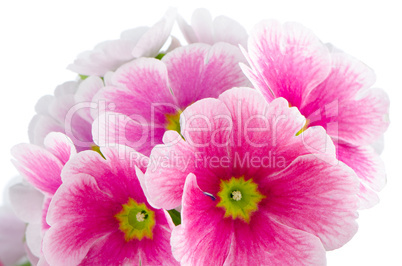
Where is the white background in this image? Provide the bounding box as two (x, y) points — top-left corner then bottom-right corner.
(0, 0), (401, 265)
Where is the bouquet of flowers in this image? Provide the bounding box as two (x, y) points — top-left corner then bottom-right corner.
(0, 8), (389, 266)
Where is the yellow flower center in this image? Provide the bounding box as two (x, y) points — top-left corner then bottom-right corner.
(115, 198), (155, 241)
(216, 177), (265, 223)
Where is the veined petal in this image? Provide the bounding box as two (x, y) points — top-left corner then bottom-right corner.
(337, 142), (386, 192)
(301, 51), (376, 112)
(11, 144), (63, 196)
(225, 212), (326, 266)
(92, 112), (164, 156)
(319, 88), (389, 145)
(171, 174), (233, 265)
(180, 97), (233, 163)
(146, 131), (200, 210)
(260, 154), (359, 250)
(43, 132), (76, 166)
(94, 58), (177, 125)
(164, 43), (249, 108)
(61, 147), (148, 204)
(247, 20), (331, 106)
(43, 174), (117, 266)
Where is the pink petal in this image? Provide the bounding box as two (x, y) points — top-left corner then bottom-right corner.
(145, 131), (198, 209)
(260, 154), (359, 250)
(94, 57), (177, 125)
(92, 112), (164, 156)
(180, 97), (233, 158)
(358, 182), (379, 209)
(225, 212), (326, 265)
(43, 174), (117, 266)
(43, 132), (76, 166)
(246, 20), (331, 107)
(138, 209), (178, 266)
(219, 89), (335, 178)
(301, 51), (376, 112)
(61, 147), (148, 204)
(171, 174), (233, 265)
(164, 43), (249, 108)
(301, 52), (390, 145)
(78, 232), (141, 265)
(317, 88), (389, 146)
(11, 144), (63, 195)
(337, 142), (386, 192)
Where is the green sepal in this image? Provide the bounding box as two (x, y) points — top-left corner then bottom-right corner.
(167, 209), (181, 226)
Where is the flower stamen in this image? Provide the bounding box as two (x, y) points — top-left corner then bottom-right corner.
(231, 190), (242, 201)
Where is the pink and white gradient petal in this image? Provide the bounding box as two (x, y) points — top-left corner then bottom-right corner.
(337, 142), (386, 208)
(181, 97), (233, 158)
(260, 155), (359, 250)
(94, 57), (177, 125)
(225, 212), (326, 266)
(11, 144), (63, 196)
(79, 232), (141, 265)
(164, 43), (249, 108)
(92, 112), (164, 156)
(245, 20), (331, 107)
(43, 132), (76, 165)
(301, 51), (376, 114)
(171, 174), (233, 265)
(43, 174), (118, 266)
(324, 88), (389, 146)
(145, 131), (197, 209)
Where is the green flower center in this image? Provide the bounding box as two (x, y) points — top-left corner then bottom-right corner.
(216, 177), (265, 223)
(115, 198), (155, 241)
(165, 110), (182, 133)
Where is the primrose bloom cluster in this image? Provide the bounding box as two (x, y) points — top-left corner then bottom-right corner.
(1, 8), (389, 266)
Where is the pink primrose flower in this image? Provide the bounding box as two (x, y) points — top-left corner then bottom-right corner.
(91, 42), (250, 156)
(145, 87), (359, 264)
(11, 132), (77, 263)
(42, 146), (177, 266)
(242, 20), (390, 208)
